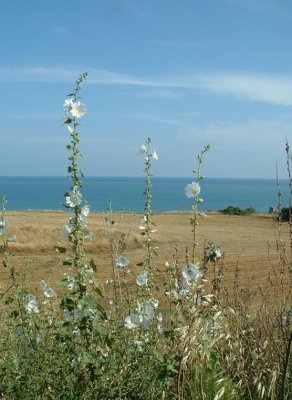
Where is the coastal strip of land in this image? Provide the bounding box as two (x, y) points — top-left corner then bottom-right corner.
(1, 211), (290, 304)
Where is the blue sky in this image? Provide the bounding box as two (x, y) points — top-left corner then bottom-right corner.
(1, 0), (292, 178)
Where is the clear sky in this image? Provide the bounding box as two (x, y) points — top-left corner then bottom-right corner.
(1, 0), (292, 178)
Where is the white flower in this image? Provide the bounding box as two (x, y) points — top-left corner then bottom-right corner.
(78, 214), (88, 227)
(44, 288), (56, 298)
(81, 205), (90, 217)
(140, 215), (147, 224)
(124, 314), (143, 329)
(67, 276), (76, 289)
(66, 189), (82, 207)
(64, 223), (74, 237)
(134, 340), (143, 351)
(67, 125), (74, 134)
(64, 98), (73, 114)
(64, 310), (74, 320)
(205, 244), (221, 262)
(84, 233), (94, 241)
(136, 271), (149, 286)
(0, 217), (8, 235)
(152, 149), (158, 160)
(146, 298), (159, 310)
(83, 264), (94, 280)
(138, 298), (159, 330)
(64, 96), (86, 120)
(8, 235), (17, 243)
(166, 289), (179, 300)
(39, 280), (47, 289)
(139, 144), (147, 154)
(157, 312), (163, 322)
(182, 263), (203, 283)
(185, 182), (201, 198)
(179, 279), (190, 298)
(116, 255), (130, 269)
(24, 294), (39, 314)
(70, 100), (87, 118)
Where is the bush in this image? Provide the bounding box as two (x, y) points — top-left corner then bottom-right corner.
(219, 205), (256, 215)
(279, 207), (292, 221)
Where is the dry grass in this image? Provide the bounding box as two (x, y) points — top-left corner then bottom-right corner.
(1, 210), (291, 304)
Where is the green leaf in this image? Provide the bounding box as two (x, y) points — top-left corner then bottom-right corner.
(83, 294), (97, 308)
(61, 297), (75, 311)
(63, 260), (72, 266)
(93, 287), (104, 298)
(94, 324), (108, 337)
(4, 296), (14, 305)
(89, 259), (97, 272)
(167, 364), (178, 373)
(164, 330), (175, 340)
(58, 278), (71, 287)
(9, 310), (19, 318)
(96, 303), (107, 320)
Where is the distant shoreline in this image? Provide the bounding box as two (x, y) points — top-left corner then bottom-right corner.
(0, 176), (288, 213)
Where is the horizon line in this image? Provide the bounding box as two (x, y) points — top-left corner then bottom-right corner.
(0, 175), (284, 181)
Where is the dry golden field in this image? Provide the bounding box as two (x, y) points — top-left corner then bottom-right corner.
(1, 210), (291, 305)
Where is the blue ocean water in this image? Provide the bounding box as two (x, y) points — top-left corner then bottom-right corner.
(0, 176), (290, 213)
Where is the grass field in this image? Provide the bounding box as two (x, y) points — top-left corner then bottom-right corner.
(2, 210), (290, 304)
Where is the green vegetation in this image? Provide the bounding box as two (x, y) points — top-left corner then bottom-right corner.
(279, 207), (292, 222)
(219, 205), (256, 215)
(0, 75), (290, 399)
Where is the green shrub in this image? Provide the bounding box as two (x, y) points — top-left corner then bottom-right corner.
(219, 205), (256, 215)
(279, 207), (292, 221)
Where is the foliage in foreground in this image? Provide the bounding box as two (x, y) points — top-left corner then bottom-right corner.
(0, 74), (291, 400)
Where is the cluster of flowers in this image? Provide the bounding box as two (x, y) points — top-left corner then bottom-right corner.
(124, 298), (163, 332)
(24, 280), (56, 315)
(139, 144), (158, 160)
(166, 263), (204, 300)
(64, 199), (90, 237)
(64, 302), (99, 324)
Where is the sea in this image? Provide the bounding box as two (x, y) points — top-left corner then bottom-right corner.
(0, 176), (290, 214)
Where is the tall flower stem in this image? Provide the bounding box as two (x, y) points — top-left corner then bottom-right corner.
(189, 145), (210, 263)
(63, 72), (88, 298)
(138, 138), (158, 292)
(144, 138), (154, 273)
(0, 196), (16, 300)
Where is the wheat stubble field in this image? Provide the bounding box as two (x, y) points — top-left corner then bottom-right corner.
(1, 210), (291, 304)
